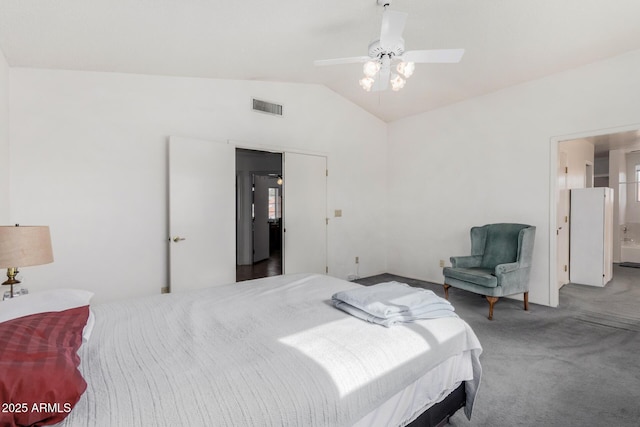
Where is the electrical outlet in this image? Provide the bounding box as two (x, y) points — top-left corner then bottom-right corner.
(355, 256), (359, 264)
(439, 259), (445, 268)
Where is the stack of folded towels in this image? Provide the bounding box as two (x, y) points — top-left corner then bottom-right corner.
(332, 281), (457, 327)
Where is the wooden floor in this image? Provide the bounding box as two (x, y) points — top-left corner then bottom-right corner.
(236, 250), (282, 282)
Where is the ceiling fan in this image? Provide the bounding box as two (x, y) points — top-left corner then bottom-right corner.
(314, 0), (464, 92)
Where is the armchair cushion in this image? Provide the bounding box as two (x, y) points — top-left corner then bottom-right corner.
(479, 224), (523, 269)
(443, 267), (497, 288)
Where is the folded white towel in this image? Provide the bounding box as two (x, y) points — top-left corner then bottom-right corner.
(334, 300), (457, 327)
(332, 281), (453, 318)
(332, 281), (456, 327)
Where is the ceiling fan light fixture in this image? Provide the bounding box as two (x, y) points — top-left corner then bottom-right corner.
(314, 3), (464, 93)
(359, 76), (375, 91)
(397, 61), (415, 78)
(390, 74), (406, 91)
(363, 61), (381, 77)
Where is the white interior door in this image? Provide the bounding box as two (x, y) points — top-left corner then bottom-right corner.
(557, 150), (570, 287)
(283, 152), (327, 275)
(253, 175), (270, 263)
(169, 136), (235, 292)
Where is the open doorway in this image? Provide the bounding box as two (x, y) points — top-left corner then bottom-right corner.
(550, 125), (640, 306)
(236, 148), (283, 281)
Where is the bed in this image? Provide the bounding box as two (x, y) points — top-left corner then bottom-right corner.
(1, 273), (482, 427)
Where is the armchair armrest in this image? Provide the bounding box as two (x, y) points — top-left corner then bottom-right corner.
(450, 255), (482, 268)
(494, 262), (530, 292)
(495, 262), (520, 275)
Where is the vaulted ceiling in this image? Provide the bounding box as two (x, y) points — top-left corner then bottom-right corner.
(1, 0), (640, 122)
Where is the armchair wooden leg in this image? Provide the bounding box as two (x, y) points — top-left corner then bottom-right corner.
(524, 292), (529, 311)
(486, 296), (499, 321)
(443, 284), (451, 300)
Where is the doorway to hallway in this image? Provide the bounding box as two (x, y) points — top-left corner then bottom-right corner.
(236, 148), (283, 281)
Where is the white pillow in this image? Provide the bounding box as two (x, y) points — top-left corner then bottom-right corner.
(0, 289), (94, 341)
(83, 309), (95, 343)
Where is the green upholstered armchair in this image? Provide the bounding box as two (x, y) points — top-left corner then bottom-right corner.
(442, 223), (536, 320)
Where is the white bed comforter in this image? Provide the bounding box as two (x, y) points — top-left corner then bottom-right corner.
(60, 274), (482, 427)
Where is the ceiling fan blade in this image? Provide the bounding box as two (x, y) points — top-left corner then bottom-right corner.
(371, 66), (390, 92)
(379, 9), (408, 50)
(401, 49), (465, 63)
(314, 56), (371, 66)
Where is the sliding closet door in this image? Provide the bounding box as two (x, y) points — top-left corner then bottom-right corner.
(168, 136), (235, 292)
(283, 152), (327, 275)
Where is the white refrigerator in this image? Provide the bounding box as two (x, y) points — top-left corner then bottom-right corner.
(569, 187), (614, 287)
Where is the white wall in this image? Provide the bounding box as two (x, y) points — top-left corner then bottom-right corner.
(387, 49), (640, 306)
(0, 47), (9, 223)
(10, 49), (640, 306)
(9, 69), (388, 302)
(609, 149), (626, 262)
(594, 155), (609, 187)
(624, 151), (640, 225)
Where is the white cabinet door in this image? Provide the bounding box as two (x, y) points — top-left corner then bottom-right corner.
(169, 136), (235, 292)
(283, 152), (327, 275)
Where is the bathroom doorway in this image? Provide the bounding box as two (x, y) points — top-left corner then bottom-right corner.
(550, 125), (640, 306)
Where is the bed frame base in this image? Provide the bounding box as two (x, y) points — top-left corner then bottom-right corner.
(406, 382), (466, 427)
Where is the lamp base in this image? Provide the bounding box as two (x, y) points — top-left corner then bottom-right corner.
(2, 267), (20, 299)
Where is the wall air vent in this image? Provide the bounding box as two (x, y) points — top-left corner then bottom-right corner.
(252, 98), (283, 116)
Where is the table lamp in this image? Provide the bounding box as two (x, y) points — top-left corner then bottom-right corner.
(0, 225), (54, 299)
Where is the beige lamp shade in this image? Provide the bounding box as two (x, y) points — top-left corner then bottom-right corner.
(0, 226), (54, 268)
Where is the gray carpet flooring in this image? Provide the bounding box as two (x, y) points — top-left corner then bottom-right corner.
(354, 264), (640, 426)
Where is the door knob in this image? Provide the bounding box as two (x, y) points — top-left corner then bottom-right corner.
(172, 236), (186, 242)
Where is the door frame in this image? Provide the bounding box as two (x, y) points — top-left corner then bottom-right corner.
(548, 123), (640, 307)
(230, 140), (327, 158)
(556, 149), (570, 289)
